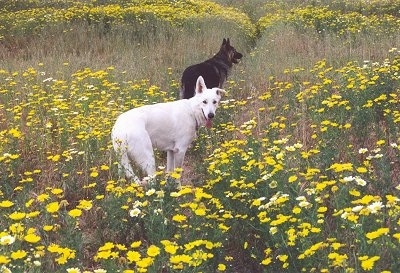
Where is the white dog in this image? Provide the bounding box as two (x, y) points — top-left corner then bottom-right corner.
(111, 76), (225, 184)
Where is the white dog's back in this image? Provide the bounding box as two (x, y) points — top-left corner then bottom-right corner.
(113, 99), (196, 151)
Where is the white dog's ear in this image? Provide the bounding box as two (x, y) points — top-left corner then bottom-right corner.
(195, 76), (207, 94)
(216, 88), (226, 97)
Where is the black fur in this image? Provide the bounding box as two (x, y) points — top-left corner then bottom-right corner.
(180, 38), (243, 99)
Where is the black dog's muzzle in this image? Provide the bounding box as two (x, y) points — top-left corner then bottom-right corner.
(233, 52), (243, 64)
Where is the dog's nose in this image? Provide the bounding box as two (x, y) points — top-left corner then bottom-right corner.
(208, 113), (214, 119)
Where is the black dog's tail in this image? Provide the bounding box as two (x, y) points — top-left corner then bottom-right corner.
(180, 67), (199, 99)
(180, 81), (195, 99)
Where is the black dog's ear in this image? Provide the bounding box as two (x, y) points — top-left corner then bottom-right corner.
(226, 38), (230, 46)
(216, 88), (226, 97)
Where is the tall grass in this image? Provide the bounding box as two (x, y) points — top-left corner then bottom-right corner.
(0, 20), (249, 95)
(1, 1), (400, 272)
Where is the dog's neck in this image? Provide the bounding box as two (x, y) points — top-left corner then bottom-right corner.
(188, 100), (205, 130)
(213, 52), (233, 69)
(193, 108), (205, 131)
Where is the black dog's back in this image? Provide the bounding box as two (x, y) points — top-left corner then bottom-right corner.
(181, 60), (225, 99)
(180, 38), (242, 99)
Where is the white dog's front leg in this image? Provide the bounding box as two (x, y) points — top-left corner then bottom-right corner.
(167, 150), (175, 172)
(173, 150), (187, 170)
(167, 149), (186, 188)
(167, 148), (187, 172)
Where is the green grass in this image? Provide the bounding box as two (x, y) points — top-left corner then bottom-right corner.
(0, 0), (400, 272)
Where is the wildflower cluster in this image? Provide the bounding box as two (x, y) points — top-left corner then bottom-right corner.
(1, 0), (400, 272)
(0, 0), (256, 41)
(258, 4), (400, 37)
(1, 50), (399, 272)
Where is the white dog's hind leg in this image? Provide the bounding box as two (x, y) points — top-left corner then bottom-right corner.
(128, 135), (156, 179)
(119, 151), (141, 182)
(112, 138), (140, 182)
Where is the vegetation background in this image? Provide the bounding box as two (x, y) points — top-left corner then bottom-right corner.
(0, 0), (399, 272)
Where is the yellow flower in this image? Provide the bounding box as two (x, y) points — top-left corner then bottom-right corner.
(352, 195), (377, 205)
(9, 211), (26, 221)
(46, 201), (60, 213)
(95, 250), (112, 261)
(288, 175), (297, 183)
(68, 209), (82, 218)
(170, 170), (182, 179)
(277, 254), (288, 262)
(66, 267), (81, 273)
(261, 257), (272, 265)
(292, 207), (302, 214)
(8, 128), (22, 138)
(270, 214), (291, 226)
(366, 227), (389, 240)
(131, 241), (142, 248)
(356, 167), (368, 173)
(349, 189), (361, 196)
(147, 245), (160, 257)
(98, 242), (114, 252)
(0, 255), (11, 264)
(47, 154), (61, 162)
(115, 244), (127, 251)
(37, 193), (50, 202)
(0, 200), (14, 208)
(9, 223), (24, 234)
(330, 242), (343, 251)
(165, 244), (179, 255)
(359, 255), (380, 271)
(170, 254), (192, 264)
(10, 250), (27, 260)
(26, 211), (40, 218)
(194, 208), (206, 216)
(43, 225), (54, 232)
(217, 263), (226, 271)
(54, 247), (75, 264)
(126, 250), (141, 263)
(172, 214), (187, 223)
(328, 252), (348, 266)
(386, 194), (400, 206)
(25, 199), (34, 208)
(51, 188), (64, 195)
(376, 139), (385, 146)
(90, 171), (99, 178)
(24, 233), (41, 244)
(136, 257), (153, 268)
(77, 200), (92, 210)
(328, 162), (353, 172)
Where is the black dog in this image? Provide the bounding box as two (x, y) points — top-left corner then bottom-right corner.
(180, 38), (243, 99)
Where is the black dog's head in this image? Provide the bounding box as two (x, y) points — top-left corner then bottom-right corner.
(221, 38), (243, 64)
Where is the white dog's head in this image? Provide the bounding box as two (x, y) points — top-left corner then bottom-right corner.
(191, 76), (226, 128)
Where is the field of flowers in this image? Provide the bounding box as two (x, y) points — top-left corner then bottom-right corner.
(1, 1), (400, 273)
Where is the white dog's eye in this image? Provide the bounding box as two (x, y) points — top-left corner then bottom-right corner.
(203, 100), (207, 104)
(213, 100), (217, 104)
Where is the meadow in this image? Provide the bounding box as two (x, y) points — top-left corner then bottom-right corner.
(0, 0), (400, 272)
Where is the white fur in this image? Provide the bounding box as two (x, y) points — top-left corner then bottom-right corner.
(111, 76), (225, 184)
